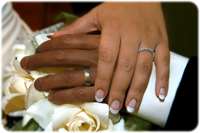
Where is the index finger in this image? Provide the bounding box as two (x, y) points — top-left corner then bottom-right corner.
(36, 34), (100, 53)
(95, 26), (120, 102)
(21, 49), (98, 70)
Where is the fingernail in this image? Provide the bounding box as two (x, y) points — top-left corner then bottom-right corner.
(110, 100), (120, 114)
(47, 33), (54, 38)
(20, 57), (29, 69)
(34, 79), (42, 91)
(126, 98), (137, 113)
(95, 89), (105, 102)
(159, 88), (166, 101)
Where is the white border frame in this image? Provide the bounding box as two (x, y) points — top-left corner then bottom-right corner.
(0, 0), (199, 133)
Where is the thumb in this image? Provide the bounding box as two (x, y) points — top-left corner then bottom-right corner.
(54, 9), (98, 37)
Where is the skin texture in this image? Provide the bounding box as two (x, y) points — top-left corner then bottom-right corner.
(21, 32), (168, 113)
(52, 3), (170, 112)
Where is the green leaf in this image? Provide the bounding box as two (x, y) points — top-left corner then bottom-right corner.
(11, 119), (41, 131)
(54, 12), (78, 23)
(124, 114), (152, 131)
(22, 119), (41, 131)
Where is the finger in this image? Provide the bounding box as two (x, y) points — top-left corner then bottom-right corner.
(94, 26), (120, 103)
(36, 34), (100, 53)
(125, 49), (153, 113)
(108, 34), (139, 114)
(34, 68), (96, 91)
(154, 43), (170, 101)
(20, 49), (98, 70)
(48, 86), (95, 105)
(53, 9), (98, 37)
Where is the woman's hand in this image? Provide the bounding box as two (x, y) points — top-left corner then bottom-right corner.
(53, 3), (170, 114)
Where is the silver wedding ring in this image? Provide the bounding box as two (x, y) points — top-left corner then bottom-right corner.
(138, 47), (155, 58)
(83, 68), (92, 86)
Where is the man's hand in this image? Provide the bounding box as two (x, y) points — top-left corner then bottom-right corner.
(21, 35), (99, 104)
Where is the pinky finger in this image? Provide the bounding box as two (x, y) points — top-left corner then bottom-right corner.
(48, 86), (95, 105)
(154, 43), (170, 102)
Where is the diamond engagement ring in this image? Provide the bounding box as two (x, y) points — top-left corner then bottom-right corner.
(83, 68), (92, 86)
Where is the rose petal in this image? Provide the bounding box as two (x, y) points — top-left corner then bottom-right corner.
(13, 58), (32, 79)
(67, 111), (97, 131)
(26, 99), (55, 129)
(81, 102), (110, 129)
(3, 77), (13, 95)
(51, 104), (81, 130)
(3, 94), (26, 114)
(9, 75), (28, 94)
(30, 71), (48, 79)
(26, 83), (45, 108)
(13, 44), (26, 61)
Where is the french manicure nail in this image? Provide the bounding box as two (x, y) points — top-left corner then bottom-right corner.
(95, 89), (105, 102)
(126, 98), (137, 113)
(110, 100), (120, 114)
(159, 88), (166, 101)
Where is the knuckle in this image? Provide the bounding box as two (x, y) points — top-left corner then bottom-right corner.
(63, 34), (79, 43)
(97, 71), (105, 80)
(99, 46), (115, 64)
(97, 70), (112, 82)
(55, 50), (66, 62)
(62, 72), (71, 81)
(129, 87), (145, 100)
(159, 72), (169, 83)
(62, 35), (72, 43)
(137, 84), (146, 94)
(146, 25), (156, 35)
(109, 92), (126, 105)
(118, 58), (133, 72)
(110, 88), (126, 98)
(72, 88), (85, 98)
(158, 64), (169, 79)
(96, 76), (108, 85)
(95, 77), (109, 91)
(138, 60), (151, 74)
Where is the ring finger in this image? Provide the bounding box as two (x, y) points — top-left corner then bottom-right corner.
(34, 68), (96, 91)
(108, 33), (140, 114)
(125, 44), (154, 113)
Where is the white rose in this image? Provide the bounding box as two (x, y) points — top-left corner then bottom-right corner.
(25, 99), (113, 131)
(2, 44), (46, 115)
(2, 74), (31, 115)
